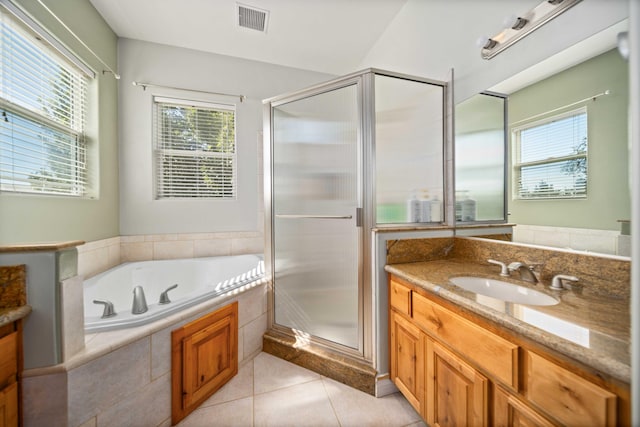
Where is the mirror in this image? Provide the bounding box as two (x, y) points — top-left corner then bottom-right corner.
(455, 20), (630, 257)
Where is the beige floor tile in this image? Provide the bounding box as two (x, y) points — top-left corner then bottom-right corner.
(199, 359), (254, 407)
(253, 352), (320, 394)
(254, 380), (339, 427)
(177, 396), (253, 427)
(178, 352), (422, 427)
(323, 377), (422, 427)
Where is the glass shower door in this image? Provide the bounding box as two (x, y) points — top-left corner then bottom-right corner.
(271, 83), (361, 350)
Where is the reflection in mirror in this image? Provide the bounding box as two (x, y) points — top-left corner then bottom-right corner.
(454, 93), (506, 223)
(456, 21), (630, 256)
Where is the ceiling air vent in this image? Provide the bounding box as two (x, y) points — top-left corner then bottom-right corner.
(237, 3), (269, 33)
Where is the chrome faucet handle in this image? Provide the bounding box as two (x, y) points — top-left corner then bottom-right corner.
(550, 274), (579, 290)
(159, 284), (178, 304)
(488, 259), (509, 276)
(93, 299), (116, 318)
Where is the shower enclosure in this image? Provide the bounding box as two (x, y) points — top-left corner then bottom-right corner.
(264, 69), (447, 366)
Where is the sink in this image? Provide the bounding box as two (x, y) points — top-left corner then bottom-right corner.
(449, 277), (559, 306)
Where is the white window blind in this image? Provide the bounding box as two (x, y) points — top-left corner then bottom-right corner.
(153, 97), (236, 199)
(513, 108), (587, 199)
(0, 3), (90, 196)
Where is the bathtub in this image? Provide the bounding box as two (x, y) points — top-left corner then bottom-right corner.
(83, 254), (265, 333)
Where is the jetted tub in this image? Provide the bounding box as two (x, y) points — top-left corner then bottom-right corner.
(83, 254), (265, 333)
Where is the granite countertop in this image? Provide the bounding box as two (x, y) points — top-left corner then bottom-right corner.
(385, 259), (630, 383)
(0, 305), (31, 327)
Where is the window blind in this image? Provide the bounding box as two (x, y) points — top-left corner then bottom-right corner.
(0, 4), (89, 196)
(514, 109), (587, 199)
(153, 97), (236, 199)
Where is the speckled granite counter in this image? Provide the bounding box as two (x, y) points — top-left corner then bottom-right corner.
(385, 259), (630, 383)
(0, 305), (31, 327)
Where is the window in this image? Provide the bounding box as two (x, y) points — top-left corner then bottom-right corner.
(0, 2), (92, 196)
(512, 108), (587, 199)
(153, 97), (236, 199)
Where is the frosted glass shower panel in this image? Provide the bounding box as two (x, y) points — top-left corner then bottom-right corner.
(455, 93), (506, 222)
(271, 84), (360, 349)
(375, 75), (444, 224)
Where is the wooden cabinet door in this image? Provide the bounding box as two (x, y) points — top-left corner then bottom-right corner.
(390, 311), (423, 413)
(0, 382), (18, 427)
(494, 385), (555, 427)
(0, 332), (17, 390)
(172, 302), (238, 424)
(425, 340), (488, 427)
(525, 351), (616, 427)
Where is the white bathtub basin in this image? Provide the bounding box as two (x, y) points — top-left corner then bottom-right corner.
(450, 276), (559, 306)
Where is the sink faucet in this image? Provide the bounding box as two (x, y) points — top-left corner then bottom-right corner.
(550, 274), (579, 290)
(507, 262), (538, 283)
(132, 285), (148, 314)
(488, 259), (509, 276)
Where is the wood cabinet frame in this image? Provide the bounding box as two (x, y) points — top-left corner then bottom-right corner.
(388, 274), (630, 427)
(171, 302), (238, 425)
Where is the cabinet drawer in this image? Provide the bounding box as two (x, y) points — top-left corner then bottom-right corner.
(0, 332), (17, 389)
(526, 351), (617, 427)
(390, 279), (412, 316)
(412, 292), (518, 388)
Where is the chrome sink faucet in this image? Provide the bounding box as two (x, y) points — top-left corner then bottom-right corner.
(507, 262), (538, 283)
(550, 274), (579, 290)
(488, 259), (509, 276)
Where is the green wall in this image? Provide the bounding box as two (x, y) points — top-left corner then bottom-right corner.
(508, 49), (630, 231)
(0, 0), (119, 244)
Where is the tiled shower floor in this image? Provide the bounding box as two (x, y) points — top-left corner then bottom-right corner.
(177, 352), (426, 427)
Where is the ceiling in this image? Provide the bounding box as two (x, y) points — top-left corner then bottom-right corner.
(88, 0), (626, 90)
(88, 0), (409, 75)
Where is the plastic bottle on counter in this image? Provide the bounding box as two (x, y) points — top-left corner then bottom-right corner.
(418, 190), (431, 222)
(461, 193), (477, 221)
(406, 191), (421, 223)
(430, 195), (442, 222)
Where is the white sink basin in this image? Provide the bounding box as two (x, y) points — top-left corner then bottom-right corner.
(450, 276), (559, 306)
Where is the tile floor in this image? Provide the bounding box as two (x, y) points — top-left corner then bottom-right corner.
(177, 352), (426, 427)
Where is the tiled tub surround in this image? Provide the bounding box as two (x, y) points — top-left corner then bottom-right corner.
(385, 236), (630, 383)
(1, 242), (84, 369)
(77, 232), (264, 279)
(21, 280), (268, 427)
(512, 223), (630, 256)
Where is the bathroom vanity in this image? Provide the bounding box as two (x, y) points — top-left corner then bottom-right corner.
(385, 238), (630, 426)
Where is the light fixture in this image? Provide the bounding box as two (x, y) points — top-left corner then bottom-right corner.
(480, 0), (582, 60)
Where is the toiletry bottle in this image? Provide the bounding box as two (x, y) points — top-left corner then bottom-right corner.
(430, 195), (442, 222)
(406, 191), (420, 223)
(419, 190), (431, 222)
(461, 193), (477, 221)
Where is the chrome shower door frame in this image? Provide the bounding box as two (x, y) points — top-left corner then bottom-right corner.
(263, 73), (370, 361)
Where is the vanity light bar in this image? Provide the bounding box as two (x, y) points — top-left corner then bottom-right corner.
(481, 0), (582, 60)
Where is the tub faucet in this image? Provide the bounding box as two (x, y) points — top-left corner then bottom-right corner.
(132, 286), (148, 314)
(159, 284), (178, 304)
(507, 262), (538, 283)
(93, 299), (116, 318)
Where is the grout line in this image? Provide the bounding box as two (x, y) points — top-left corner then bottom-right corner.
(320, 377), (343, 427)
(252, 356), (256, 427)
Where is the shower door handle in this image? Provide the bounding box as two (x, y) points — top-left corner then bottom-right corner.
(275, 214), (353, 219)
